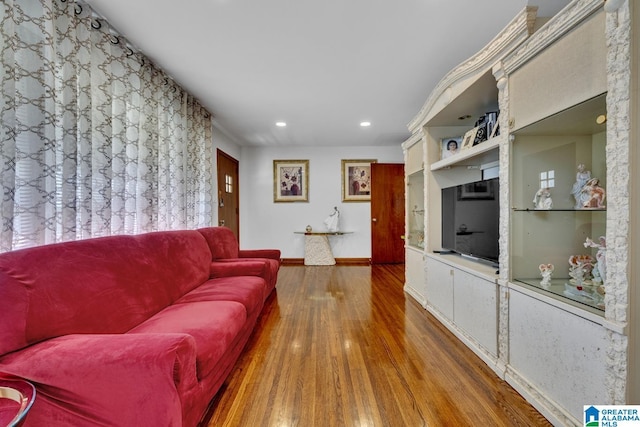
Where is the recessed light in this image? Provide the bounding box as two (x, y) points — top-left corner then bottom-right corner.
(275, 122), (287, 127)
(360, 121), (371, 127)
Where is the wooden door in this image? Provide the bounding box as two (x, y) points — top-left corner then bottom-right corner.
(217, 149), (239, 238)
(370, 163), (405, 264)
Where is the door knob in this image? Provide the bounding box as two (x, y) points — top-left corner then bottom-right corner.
(372, 218), (377, 222)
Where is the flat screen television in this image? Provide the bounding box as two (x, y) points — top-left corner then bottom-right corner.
(441, 177), (499, 266)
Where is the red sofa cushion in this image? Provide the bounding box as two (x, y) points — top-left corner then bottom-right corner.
(0, 333), (197, 426)
(198, 226), (240, 259)
(0, 230), (211, 356)
(176, 276), (266, 320)
(197, 227), (281, 292)
(128, 301), (246, 380)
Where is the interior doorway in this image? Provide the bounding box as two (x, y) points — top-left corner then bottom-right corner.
(216, 149), (239, 239)
(370, 163), (405, 264)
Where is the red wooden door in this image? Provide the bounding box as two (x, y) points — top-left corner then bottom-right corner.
(217, 149), (239, 239)
(370, 163), (405, 264)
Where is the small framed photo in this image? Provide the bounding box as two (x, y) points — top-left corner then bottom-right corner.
(341, 159), (377, 202)
(273, 159), (309, 202)
(462, 127), (479, 150)
(441, 137), (462, 160)
(458, 180), (495, 200)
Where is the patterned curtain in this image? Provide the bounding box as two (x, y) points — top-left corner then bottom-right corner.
(0, 0), (213, 252)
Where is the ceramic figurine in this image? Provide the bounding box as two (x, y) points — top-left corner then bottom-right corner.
(571, 163), (591, 208)
(323, 206), (340, 232)
(539, 263), (554, 287)
(533, 187), (553, 210)
(580, 178), (606, 208)
(568, 254), (595, 286)
(584, 236), (606, 285)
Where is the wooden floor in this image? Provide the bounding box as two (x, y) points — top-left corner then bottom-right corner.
(204, 265), (551, 427)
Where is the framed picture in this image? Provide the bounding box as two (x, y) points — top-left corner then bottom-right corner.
(341, 159), (377, 202)
(462, 127), (479, 150)
(441, 137), (462, 160)
(273, 159), (309, 202)
(458, 180), (495, 200)
(489, 122), (500, 139)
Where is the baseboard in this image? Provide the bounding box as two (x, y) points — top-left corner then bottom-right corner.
(281, 258), (305, 265)
(281, 258), (371, 266)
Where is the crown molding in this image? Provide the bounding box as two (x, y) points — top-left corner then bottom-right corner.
(407, 7), (537, 132)
(503, 0), (604, 74)
(401, 129), (424, 150)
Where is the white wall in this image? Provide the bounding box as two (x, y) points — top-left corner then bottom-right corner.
(238, 145), (403, 259)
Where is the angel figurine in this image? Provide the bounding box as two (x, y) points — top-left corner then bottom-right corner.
(539, 263), (554, 288)
(533, 187), (553, 210)
(580, 178), (606, 208)
(323, 206), (340, 232)
(571, 163), (591, 208)
(584, 236), (606, 285)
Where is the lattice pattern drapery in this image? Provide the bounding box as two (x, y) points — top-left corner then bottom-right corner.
(0, 0), (214, 252)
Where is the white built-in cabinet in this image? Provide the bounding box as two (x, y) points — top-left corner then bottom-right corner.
(403, 1), (638, 425)
(425, 256), (498, 363)
(403, 132), (426, 306)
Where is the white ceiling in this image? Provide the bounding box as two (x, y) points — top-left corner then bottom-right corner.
(83, 0), (570, 147)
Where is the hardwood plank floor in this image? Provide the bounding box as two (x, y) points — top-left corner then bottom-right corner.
(204, 265), (551, 426)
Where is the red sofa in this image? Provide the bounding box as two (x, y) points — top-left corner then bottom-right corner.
(0, 228), (281, 426)
(198, 226), (281, 296)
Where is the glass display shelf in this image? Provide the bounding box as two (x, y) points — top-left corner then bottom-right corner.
(514, 278), (604, 313)
(512, 208), (606, 212)
(510, 93), (607, 315)
(407, 170), (425, 250)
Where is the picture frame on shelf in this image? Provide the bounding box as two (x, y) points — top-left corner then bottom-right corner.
(473, 124), (488, 145)
(489, 122), (500, 139)
(462, 127), (479, 150)
(273, 159), (309, 202)
(341, 159), (377, 202)
(441, 137), (463, 160)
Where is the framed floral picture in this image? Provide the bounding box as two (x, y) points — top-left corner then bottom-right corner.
(273, 160), (309, 202)
(341, 159), (377, 202)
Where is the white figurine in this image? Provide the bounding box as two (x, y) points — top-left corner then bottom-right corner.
(533, 187), (553, 210)
(584, 236), (606, 285)
(571, 163), (591, 209)
(323, 206), (340, 232)
(539, 263), (554, 287)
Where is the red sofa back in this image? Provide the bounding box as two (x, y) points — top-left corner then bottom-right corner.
(0, 230), (211, 356)
(198, 226), (240, 259)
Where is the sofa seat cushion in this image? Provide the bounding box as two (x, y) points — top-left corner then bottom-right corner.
(128, 301), (246, 380)
(175, 277), (266, 320)
(213, 258), (279, 295)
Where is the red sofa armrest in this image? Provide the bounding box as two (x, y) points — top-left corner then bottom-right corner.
(238, 249), (281, 262)
(209, 260), (268, 279)
(0, 333), (197, 426)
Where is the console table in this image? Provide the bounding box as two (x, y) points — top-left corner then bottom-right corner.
(294, 232), (352, 265)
